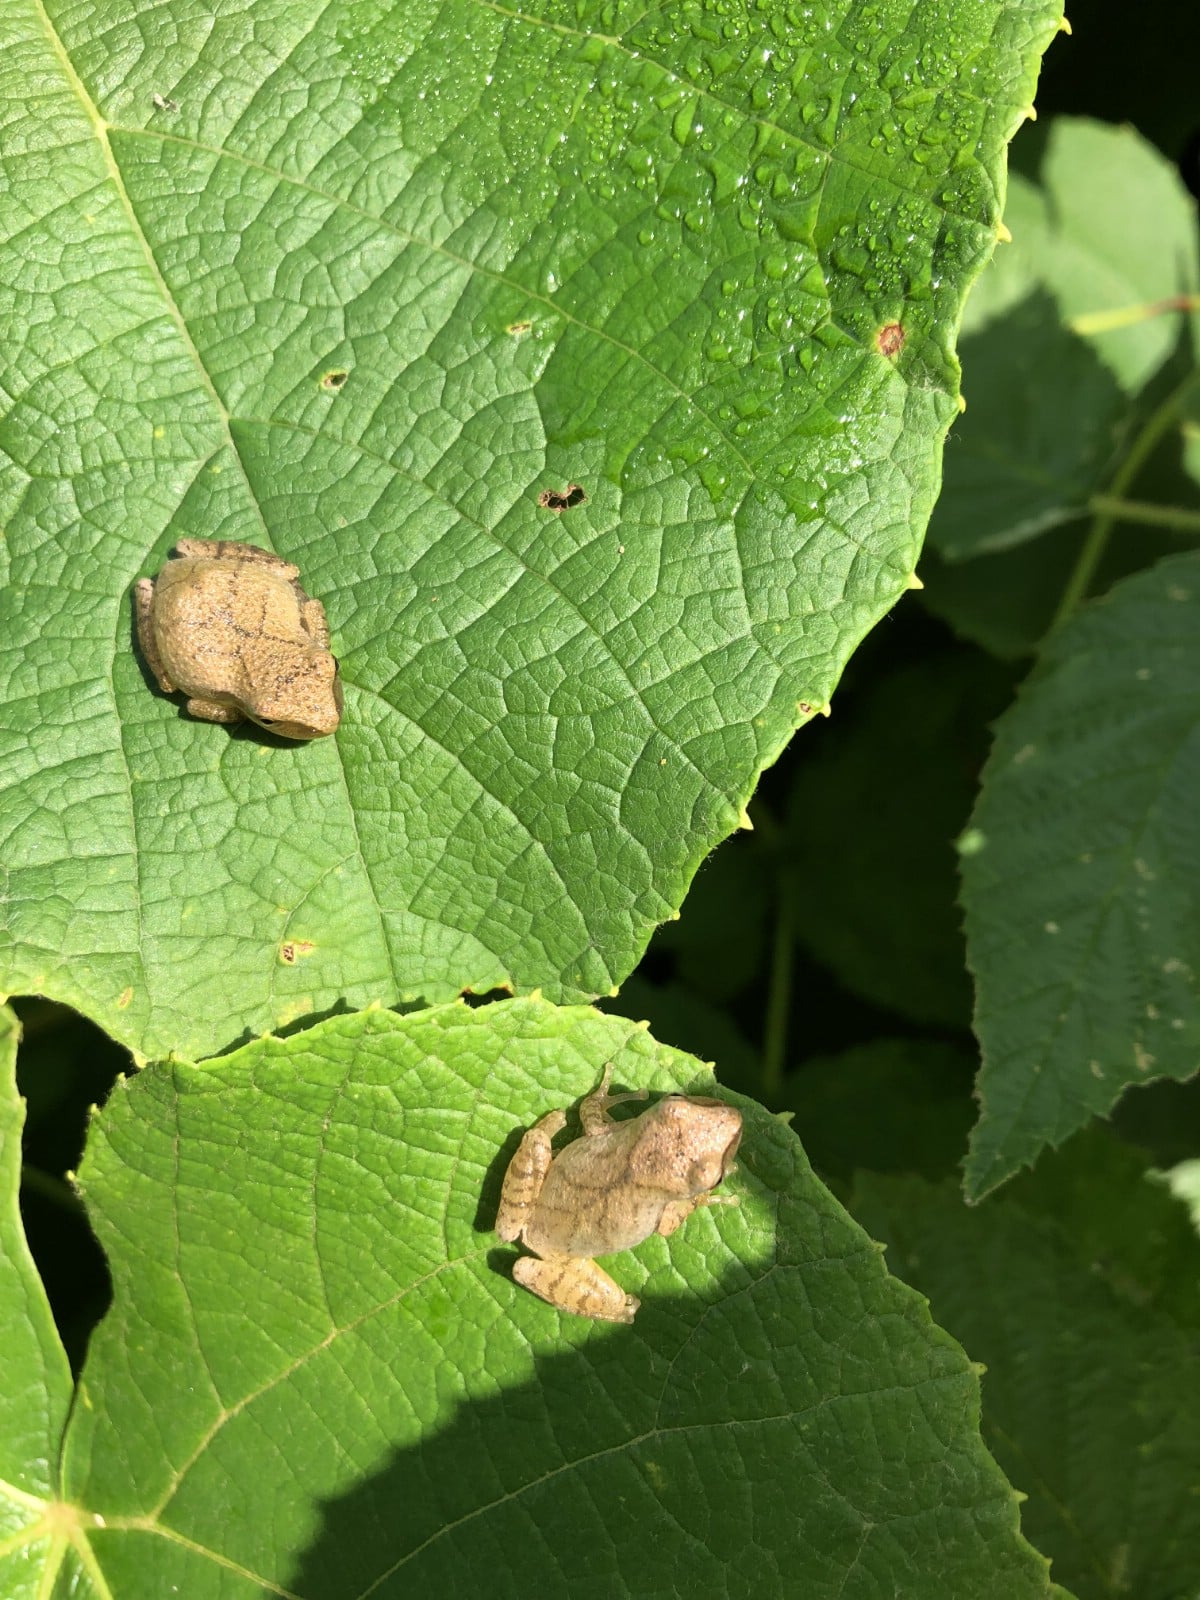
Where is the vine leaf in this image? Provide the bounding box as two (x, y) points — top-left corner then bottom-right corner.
(928, 117), (1200, 562)
(961, 552), (1200, 1198)
(0, 1000), (1062, 1596)
(0, 0), (1060, 1060)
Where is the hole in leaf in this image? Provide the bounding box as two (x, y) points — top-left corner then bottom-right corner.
(537, 484), (587, 512)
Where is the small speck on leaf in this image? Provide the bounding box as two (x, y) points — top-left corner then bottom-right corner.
(116, 987), (134, 1009)
(152, 93), (179, 112)
(321, 369), (349, 390)
(876, 322), (905, 357)
(538, 484), (586, 512)
(507, 320), (533, 336)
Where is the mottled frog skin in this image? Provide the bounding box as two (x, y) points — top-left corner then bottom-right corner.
(496, 1065), (742, 1323)
(135, 538), (342, 738)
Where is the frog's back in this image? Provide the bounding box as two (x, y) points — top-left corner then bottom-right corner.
(151, 558), (254, 697)
(524, 1156), (668, 1259)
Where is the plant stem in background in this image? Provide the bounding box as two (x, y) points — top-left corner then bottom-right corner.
(763, 882), (795, 1102)
(1051, 369), (1200, 631)
(749, 800), (793, 1100)
(1085, 495), (1200, 534)
(20, 1165), (86, 1215)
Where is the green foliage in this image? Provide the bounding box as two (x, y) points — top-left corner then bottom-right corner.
(854, 1130), (1200, 1600)
(0, 0), (1048, 1064)
(6, 1000), (1061, 1597)
(927, 118), (1200, 560)
(782, 650), (1016, 1027)
(8, 0), (1200, 1596)
(0, 1009), (73, 1526)
(962, 551), (1200, 1197)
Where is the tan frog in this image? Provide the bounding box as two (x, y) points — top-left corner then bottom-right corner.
(135, 539), (342, 739)
(496, 1065), (742, 1323)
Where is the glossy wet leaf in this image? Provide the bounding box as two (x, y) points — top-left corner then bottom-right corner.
(0, 1001), (1062, 1596)
(961, 552), (1200, 1197)
(0, 0), (1061, 1060)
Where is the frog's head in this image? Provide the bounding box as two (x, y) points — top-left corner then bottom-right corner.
(248, 652), (344, 740)
(637, 1095), (743, 1198)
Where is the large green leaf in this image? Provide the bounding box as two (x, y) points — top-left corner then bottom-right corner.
(927, 118), (1200, 560)
(0, 1000), (1062, 1596)
(0, 0), (1061, 1061)
(961, 551), (1200, 1197)
(0, 1005), (76, 1599)
(855, 1130), (1200, 1600)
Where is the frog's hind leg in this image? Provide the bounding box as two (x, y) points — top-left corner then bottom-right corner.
(580, 1062), (648, 1136)
(134, 578), (176, 693)
(495, 1109), (567, 1243)
(513, 1253), (640, 1323)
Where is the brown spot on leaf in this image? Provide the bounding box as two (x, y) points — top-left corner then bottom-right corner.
(116, 987), (134, 1009)
(321, 369), (349, 390)
(877, 322), (905, 357)
(279, 940), (316, 964)
(507, 320), (532, 336)
(537, 484), (587, 512)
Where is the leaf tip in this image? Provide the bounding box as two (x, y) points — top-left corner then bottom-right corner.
(995, 219), (1013, 244)
(905, 571), (924, 592)
(1058, 12), (1072, 32)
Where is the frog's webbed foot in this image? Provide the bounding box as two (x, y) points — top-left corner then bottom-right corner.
(185, 696), (245, 725)
(134, 579), (175, 693)
(657, 1192), (739, 1239)
(299, 596), (331, 649)
(175, 538), (300, 580)
(495, 1108), (567, 1242)
(512, 1252), (640, 1323)
(580, 1062), (649, 1136)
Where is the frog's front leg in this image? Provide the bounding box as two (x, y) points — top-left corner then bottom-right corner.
(184, 696), (246, 725)
(579, 1062), (648, 1136)
(299, 595), (332, 649)
(134, 579), (175, 693)
(513, 1252), (640, 1323)
(657, 1192), (739, 1238)
(495, 1108), (567, 1242)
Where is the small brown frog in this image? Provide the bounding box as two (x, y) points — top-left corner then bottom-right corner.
(496, 1065), (743, 1323)
(135, 539), (342, 739)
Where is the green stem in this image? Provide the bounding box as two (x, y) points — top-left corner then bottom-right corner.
(1051, 372), (1200, 631)
(20, 1165), (84, 1214)
(762, 880), (794, 1102)
(1085, 495), (1200, 535)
